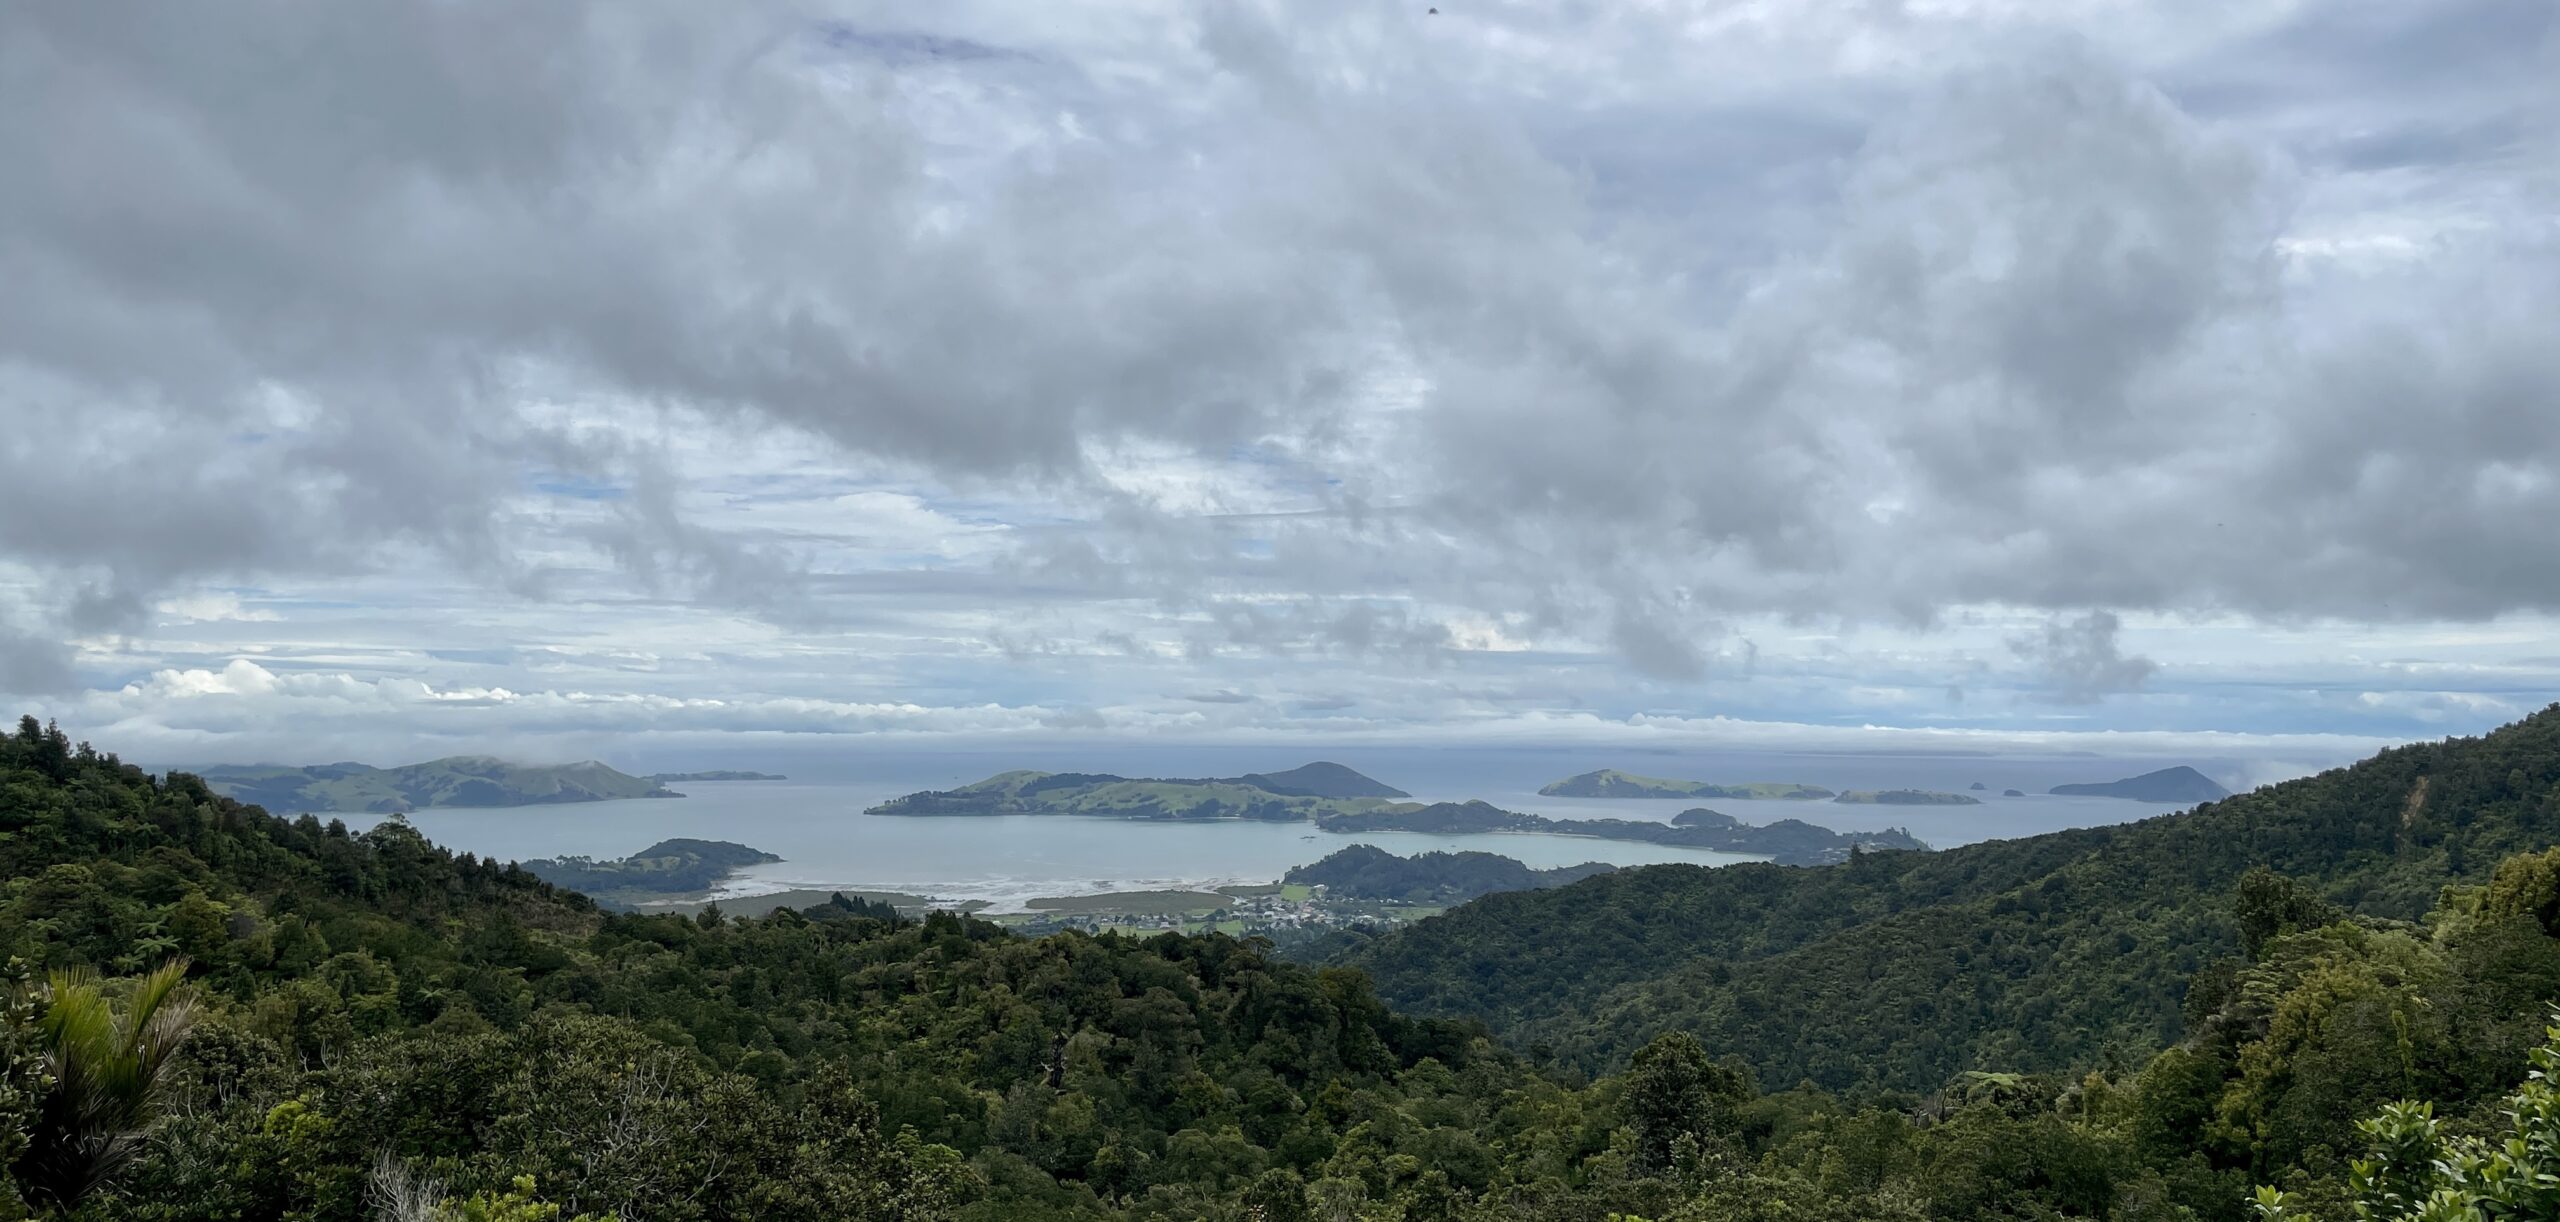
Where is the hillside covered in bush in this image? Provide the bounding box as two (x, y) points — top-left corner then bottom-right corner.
(1333, 707), (2560, 1091)
(7, 713), (2560, 1219)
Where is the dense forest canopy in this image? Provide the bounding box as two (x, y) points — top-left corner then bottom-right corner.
(5, 711), (2560, 1219)
(1332, 706), (2560, 1091)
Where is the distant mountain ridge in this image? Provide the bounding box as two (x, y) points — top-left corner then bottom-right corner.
(647, 770), (788, 783)
(200, 756), (679, 813)
(1540, 770), (1834, 800)
(2050, 765), (2231, 802)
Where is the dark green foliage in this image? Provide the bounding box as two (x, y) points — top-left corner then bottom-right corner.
(9, 710), (2560, 1219)
(2230, 866), (2340, 958)
(0, 718), (1533, 1218)
(1619, 1032), (1751, 1171)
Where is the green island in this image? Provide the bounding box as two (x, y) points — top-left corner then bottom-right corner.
(1313, 799), (1925, 865)
(2051, 764), (2234, 802)
(14, 709), (2560, 1219)
(866, 760), (1409, 821)
(197, 755), (679, 813)
(1539, 769), (1835, 800)
(517, 838), (783, 908)
(1830, 787), (1983, 805)
(875, 768), (1917, 865)
(645, 769), (789, 783)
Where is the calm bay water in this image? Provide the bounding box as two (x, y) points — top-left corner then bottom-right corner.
(340, 746), (2215, 912)
(357, 783), (1759, 912)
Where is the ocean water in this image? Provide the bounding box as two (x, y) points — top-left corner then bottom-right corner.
(340, 746), (2213, 912)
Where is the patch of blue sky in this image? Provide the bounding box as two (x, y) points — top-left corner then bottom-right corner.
(529, 475), (625, 501)
(813, 25), (1024, 66)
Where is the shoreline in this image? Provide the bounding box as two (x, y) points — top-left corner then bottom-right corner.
(686, 833), (1764, 916)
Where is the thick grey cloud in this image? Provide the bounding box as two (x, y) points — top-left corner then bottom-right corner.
(0, 0), (2554, 715)
(2009, 611), (2158, 704)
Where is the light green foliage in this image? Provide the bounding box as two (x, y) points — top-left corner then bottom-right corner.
(17, 958), (194, 1210)
(2257, 1020), (2560, 1219)
(2478, 846), (2560, 935)
(438, 1174), (615, 1221)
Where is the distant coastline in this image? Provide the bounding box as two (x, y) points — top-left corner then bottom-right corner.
(198, 756), (678, 813)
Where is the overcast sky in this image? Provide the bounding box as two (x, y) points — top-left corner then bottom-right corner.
(2, 0), (2555, 775)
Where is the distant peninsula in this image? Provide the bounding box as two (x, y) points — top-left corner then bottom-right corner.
(2050, 766), (2231, 802)
(198, 756), (680, 814)
(1312, 801), (1926, 866)
(867, 762), (1409, 821)
(1285, 845), (1617, 904)
(1831, 788), (1981, 806)
(647, 770), (788, 783)
(1538, 770), (1834, 800)
(873, 767), (1921, 864)
(520, 838), (781, 907)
